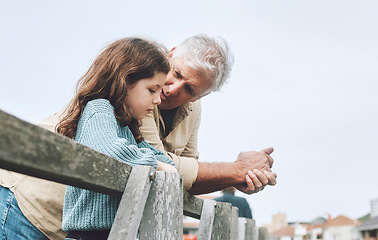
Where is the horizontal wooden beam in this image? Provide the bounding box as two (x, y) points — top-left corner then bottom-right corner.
(0, 110), (132, 196)
(183, 191), (203, 219)
(0, 110), (203, 216)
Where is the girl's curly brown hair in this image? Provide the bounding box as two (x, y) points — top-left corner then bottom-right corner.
(57, 37), (170, 143)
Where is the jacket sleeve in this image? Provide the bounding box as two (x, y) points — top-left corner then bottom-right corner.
(140, 107), (199, 190)
(180, 101), (201, 159)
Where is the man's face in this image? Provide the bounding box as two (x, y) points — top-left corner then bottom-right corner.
(158, 56), (213, 110)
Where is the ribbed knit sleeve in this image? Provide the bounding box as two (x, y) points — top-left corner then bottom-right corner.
(137, 140), (176, 167)
(63, 99), (159, 232)
(75, 100), (158, 169)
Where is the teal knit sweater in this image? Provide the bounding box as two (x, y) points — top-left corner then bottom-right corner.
(62, 99), (175, 232)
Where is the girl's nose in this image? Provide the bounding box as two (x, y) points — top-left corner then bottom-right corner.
(153, 95), (161, 105)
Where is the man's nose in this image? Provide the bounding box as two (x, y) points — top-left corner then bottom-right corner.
(167, 80), (184, 96)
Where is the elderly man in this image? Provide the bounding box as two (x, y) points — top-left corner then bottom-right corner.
(140, 34), (277, 194)
(0, 34), (277, 240)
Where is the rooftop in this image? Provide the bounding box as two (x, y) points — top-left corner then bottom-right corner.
(274, 226), (295, 237)
(323, 215), (360, 228)
(358, 216), (378, 231)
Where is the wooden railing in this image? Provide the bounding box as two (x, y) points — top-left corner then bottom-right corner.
(0, 109), (271, 240)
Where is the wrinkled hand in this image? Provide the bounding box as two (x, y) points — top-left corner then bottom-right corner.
(234, 147), (277, 194)
(157, 161), (177, 173)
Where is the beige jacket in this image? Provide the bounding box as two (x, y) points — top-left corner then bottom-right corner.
(140, 101), (200, 190)
(0, 114), (67, 239)
(0, 100), (201, 239)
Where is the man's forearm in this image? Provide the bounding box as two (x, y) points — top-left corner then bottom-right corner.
(188, 162), (245, 195)
(187, 149), (275, 195)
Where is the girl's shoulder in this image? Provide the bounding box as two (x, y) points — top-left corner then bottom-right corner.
(82, 99), (114, 119)
(86, 98), (113, 110)
(75, 99), (119, 142)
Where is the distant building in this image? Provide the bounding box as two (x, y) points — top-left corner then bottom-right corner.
(267, 213), (361, 240)
(322, 215), (360, 240)
(263, 213), (288, 233)
(274, 223), (307, 240)
(358, 215), (378, 240)
(371, 198), (378, 218)
(356, 198), (378, 240)
(306, 217), (327, 240)
(274, 225), (294, 240)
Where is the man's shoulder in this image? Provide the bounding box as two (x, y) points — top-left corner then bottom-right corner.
(184, 100), (201, 119)
(191, 100), (201, 111)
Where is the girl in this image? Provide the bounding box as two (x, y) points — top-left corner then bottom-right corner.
(56, 37), (176, 239)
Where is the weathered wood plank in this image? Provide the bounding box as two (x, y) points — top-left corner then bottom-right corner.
(238, 218), (246, 240)
(139, 171), (183, 240)
(108, 166), (154, 240)
(197, 199), (216, 240)
(0, 110), (130, 196)
(245, 219), (256, 240)
(238, 218), (257, 240)
(230, 207), (239, 240)
(183, 191), (203, 219)
(258, 227), (269, 240)
(0, 110), (206, 223)
(211, 202), (232, 240)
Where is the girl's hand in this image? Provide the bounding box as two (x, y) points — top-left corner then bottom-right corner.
(248, 169), (277, 193)
(236, 169), (277, 194)
(157, 160), (177, 173)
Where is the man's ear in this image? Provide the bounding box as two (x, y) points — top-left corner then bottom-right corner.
(191, 92), (211, 102)
(169, 47), (176, 58)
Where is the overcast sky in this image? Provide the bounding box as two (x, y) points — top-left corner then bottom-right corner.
(1, 0), (377, 226)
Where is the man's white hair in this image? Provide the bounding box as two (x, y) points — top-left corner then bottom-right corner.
(172, 34), (234, 92)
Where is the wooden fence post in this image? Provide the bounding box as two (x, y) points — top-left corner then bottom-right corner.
(245, 219), (256, 240)
(108, 166), (154, 240)
(211, 202), (232, 240)
(230, 206), (239, 240)
(197, 199), (216, 240)
(238, 218), (257, 240)
(139, 171), (183, 239)
(238, 218), (246, 240)
(198, 202), (239, 240)
(258, 227), (270, 240)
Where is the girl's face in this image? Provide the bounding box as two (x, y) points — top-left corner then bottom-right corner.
(126, 72), (166, 120)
